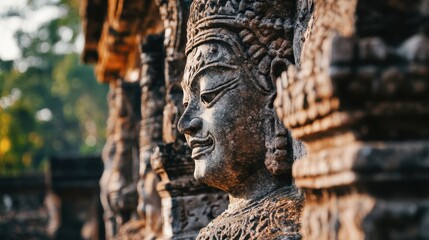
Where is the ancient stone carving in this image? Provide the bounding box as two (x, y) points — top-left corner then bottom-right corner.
(179, 0), (305, 238)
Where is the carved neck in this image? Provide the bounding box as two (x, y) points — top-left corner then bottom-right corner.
(227, 167), (287, 212)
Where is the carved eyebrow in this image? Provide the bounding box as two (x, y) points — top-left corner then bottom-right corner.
(200, 75), (239, 93)
(188, 62), (238, 89)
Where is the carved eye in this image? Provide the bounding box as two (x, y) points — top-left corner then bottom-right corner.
(200, 92), (217, 105)
(200, 77), (240, 108)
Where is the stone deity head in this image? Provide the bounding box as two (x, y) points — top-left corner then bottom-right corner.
(178, 0), (299, 199)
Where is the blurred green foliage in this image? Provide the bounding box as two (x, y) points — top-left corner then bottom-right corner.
(0, 0), (108, 175)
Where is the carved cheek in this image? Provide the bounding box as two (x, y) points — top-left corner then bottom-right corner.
(209, 93), (243, 134)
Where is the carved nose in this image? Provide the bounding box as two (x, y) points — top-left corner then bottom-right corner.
(178, 116), (203, 135)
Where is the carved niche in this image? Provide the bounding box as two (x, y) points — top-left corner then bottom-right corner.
(178, 0), (306, 238)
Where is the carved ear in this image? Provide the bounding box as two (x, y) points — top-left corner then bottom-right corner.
(270, 57), (291, 89)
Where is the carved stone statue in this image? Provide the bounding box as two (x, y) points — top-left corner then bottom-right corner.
(178, 0), (305, 238)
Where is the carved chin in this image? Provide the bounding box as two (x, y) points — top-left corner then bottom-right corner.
(193, 159), (222, 189)
(192, 155), (234, 192)
(193, 160), (208, 183)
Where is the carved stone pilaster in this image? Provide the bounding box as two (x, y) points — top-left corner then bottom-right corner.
(100, 86), (118, 239)
(101, 79), (141, 239)
(137, 33), (165, 239)
(275, 0), (429, 239)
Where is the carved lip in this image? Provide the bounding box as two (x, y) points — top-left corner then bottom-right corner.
(189, 134), (215, 159)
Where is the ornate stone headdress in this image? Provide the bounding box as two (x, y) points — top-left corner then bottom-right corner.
(186, 0), (296, 93)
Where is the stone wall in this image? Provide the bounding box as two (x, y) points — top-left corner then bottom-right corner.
(0, 156), (103, 240)
(0, 176), (48, 240)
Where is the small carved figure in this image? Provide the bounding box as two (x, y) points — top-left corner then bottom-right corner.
(178, 0), (304, 238)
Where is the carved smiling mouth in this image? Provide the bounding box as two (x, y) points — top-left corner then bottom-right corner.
(189, 134), (215, 159)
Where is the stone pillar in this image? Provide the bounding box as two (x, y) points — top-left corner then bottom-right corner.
(136, 33), (165, 239)
(100, 85), (117, 239)
(100, 79), (141, 239)
(275, 0), (429, 239)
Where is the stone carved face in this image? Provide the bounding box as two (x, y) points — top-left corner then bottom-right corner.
(178, 41), (271, 192)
